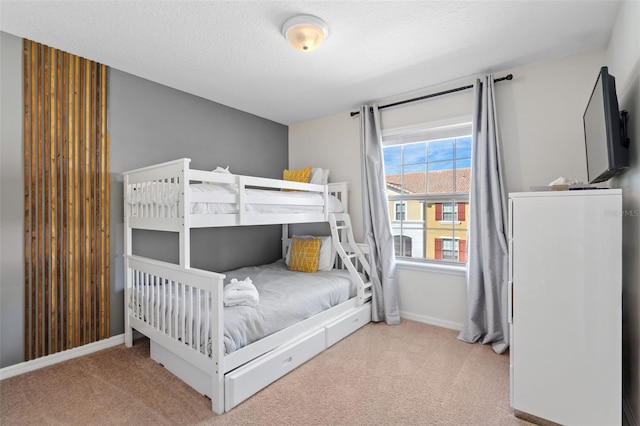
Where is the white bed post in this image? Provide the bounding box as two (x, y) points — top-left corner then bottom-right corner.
(123, 257), (133, 347)
(323, 185), (329, 222)
(282, 224), (289, 258)
(237, 175), (246, 226)
(179, 232), (191, 267)
(179, 159), (191, 268)
(211, 276), (225, 414)
(123, 173), (134, 347)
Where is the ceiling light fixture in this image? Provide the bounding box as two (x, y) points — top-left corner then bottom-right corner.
(281, 15), (328, 52)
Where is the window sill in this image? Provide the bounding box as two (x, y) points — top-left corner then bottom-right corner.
(395, 259), (467, 276)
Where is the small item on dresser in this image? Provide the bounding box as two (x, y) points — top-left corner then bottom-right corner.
(548, 176), (581, 191)
(224, 277), (259, 307)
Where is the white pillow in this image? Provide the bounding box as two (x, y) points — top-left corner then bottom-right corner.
(310, 168), (330, 185)
(212, 166), (231, 174)
(286, 235), (336, 271)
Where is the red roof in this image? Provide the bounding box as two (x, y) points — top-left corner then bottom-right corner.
(386, 168), (470, 194)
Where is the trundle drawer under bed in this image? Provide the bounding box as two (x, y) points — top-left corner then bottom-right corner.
(149, 302), (371, 412)
(225, 327), (325, 410)
(325, 303), (372, 347)
(226, 302), (372, 409)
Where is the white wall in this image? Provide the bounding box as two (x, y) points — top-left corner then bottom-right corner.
(379, 80), (474, 130)
(288, 111), (364, 241)
(499, 49), (607, 192)
(606, 1), (640, 422)
(289, 49), (606, 333)
(395, 266), (467, 329)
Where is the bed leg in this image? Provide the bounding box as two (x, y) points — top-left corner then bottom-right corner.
(211, 363), (225, 414)
(124, 283), (133, 347)
(124, 293), (133, 347)
(125, 326), (133, 348)
(212, 397), (224, 415)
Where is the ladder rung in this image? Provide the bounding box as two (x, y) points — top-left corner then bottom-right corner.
(334, 225), (349, 230)
(363, 281), (372, 289)
(343, 253), (357, 260)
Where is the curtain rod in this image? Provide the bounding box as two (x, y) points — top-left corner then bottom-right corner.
(350, 74), (513, 117)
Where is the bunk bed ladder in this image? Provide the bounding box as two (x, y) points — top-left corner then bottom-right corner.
(329, 213), (373, 304)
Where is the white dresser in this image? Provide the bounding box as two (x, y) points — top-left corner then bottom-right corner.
(508, 189), (622, 425)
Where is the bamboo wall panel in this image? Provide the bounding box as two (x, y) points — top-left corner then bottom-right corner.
(23, 39), (110, 360)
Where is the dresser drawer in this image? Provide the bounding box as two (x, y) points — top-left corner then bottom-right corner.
(224, 327), (325, 411)
(325, 302), (371, 347)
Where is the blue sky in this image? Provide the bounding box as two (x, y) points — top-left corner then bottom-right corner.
(383, 136), (472, 173)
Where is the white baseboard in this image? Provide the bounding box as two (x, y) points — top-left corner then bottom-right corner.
(0, 334), (125, 381)
(400, 311), (463, 331)
(624, 387), (639, 426)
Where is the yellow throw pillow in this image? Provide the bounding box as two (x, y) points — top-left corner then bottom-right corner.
(288, 237), (321, 273)
(283, 166), (312, 191)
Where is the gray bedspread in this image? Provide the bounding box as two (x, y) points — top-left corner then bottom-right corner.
(222, 260), (356, 354)
(131, 260), (357, 356)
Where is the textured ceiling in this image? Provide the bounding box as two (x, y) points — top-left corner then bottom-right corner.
(0, 1), (621, 125)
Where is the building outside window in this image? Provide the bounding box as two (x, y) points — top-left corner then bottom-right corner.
(383, 121), (471, 264)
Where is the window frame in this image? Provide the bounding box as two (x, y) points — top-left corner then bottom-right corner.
(382, 117), (472, 269)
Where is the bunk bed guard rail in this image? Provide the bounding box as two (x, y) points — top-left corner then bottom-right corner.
(123, 158), (348, 230)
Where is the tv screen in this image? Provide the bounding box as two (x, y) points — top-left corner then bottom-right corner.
(583, 66), (629, 183)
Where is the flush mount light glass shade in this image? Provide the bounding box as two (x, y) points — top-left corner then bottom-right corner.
(282, 15), (328, 52)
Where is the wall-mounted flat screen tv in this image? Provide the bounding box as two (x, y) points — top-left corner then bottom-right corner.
(583, 66), (630, 183)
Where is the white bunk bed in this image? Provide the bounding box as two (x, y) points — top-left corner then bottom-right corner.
(123, 158), (372, 414)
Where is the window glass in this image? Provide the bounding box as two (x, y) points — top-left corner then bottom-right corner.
(383, 125), (471, 264)
(427, 139), (454, 162)
(384, 145), (402, 167)
(456, 136), (472, 170)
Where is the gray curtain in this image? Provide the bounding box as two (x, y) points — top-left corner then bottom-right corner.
(457, 76), (509, 354)
(361, 104), (400, 325)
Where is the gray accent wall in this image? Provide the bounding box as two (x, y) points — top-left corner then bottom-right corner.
(108, 69), (289, 338)
(0, 31), (289, 367)
(1, 32), (25, 368)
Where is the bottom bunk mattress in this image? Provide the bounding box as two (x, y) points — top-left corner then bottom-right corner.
(130, 260), (357, 355)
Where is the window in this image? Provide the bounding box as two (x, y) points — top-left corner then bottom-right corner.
(394, 201), (406, 221)
(434, 237), (467, 262)
(436, 202), (466, 223)
(394, 235), (412, 257)
(383, 121), (471, 264)
(442, 203), (455, 221)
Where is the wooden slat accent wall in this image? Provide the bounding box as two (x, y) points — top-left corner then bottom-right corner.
(23, 39), (110, 360)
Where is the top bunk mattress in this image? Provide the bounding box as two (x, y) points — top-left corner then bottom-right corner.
(126, 182), (344, 215)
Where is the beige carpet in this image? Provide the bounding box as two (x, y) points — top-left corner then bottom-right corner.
(1, 320), (532, 425)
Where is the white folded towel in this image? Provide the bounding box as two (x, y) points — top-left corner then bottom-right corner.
(223, 277), (259, 307)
